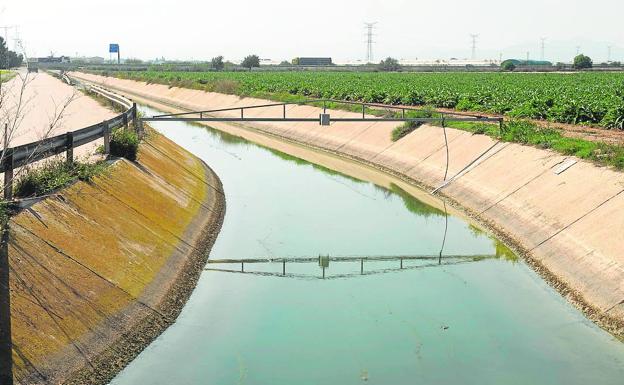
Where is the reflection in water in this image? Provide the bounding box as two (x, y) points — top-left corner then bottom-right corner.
(205, 254), (497, 280)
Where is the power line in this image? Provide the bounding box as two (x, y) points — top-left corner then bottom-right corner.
(364, 22), (377, 63)
(540, 37), (546, 61)
(469, 34), (478, 60)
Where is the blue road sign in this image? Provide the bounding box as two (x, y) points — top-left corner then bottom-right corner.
(109, 44), (119, 53)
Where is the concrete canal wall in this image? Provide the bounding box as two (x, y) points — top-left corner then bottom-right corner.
(9, 131), (224, 385)
(70, 72), (624, 337)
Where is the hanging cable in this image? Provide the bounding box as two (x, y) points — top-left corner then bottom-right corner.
(439, 200), (448, 265)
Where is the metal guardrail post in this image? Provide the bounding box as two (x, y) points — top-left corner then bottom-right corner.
(103, 121), (111, 155)
(132, 103), (138, 133)
(3, 149), (14, 201)
(499, 118), (505, 133)
(66, 132), (74, 164)
(123, 113), (128, 130)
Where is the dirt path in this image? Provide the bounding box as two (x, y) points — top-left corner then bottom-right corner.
(1, 70), (116, 158)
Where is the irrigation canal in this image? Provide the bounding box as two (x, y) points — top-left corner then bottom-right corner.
(110, 105), (624, 385)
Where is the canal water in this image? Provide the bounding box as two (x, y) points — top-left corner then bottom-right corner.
(111, 105), (624, 385)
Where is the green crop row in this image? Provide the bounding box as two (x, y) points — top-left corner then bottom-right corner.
(102, 70), (624, 129)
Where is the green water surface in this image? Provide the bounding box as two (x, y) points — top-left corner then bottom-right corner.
(110, 106), (624, 385)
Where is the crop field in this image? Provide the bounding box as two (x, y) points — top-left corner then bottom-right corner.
(108, 71), (624, 129)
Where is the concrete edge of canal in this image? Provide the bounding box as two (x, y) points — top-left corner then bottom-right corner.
(8, 130), (225, 385)
(68, 71), (624, 341)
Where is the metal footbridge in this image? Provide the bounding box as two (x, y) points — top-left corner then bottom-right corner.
(141, 99), (503, 127)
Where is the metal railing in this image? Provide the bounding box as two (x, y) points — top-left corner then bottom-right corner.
(1, 85), (138, 201)
(143, 98), (503, 128)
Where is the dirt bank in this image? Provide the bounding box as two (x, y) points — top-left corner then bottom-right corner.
(2, 71), (116, 154)
(69, 72), (624, 339)
(9, 130), (225, 385)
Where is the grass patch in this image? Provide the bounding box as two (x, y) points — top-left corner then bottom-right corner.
(14, 160), (108, 198)
(498, 120), (624, 169)
(392, 121), (422, 141)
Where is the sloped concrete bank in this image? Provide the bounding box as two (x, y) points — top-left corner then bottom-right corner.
(9, 131), (225, 385)
(70, 72), (624, 339)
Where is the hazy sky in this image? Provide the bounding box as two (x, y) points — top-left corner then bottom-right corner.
(1, 0), (622, 62)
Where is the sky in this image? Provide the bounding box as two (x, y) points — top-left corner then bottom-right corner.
(1, 0), (623, 63)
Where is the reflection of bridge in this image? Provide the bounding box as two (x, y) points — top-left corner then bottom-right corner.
(205, 254), (497, 280)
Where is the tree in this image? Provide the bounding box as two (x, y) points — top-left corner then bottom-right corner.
(211, 56), (224, 71)
(378, 57), (401, 72)
(8, 52), (22, 68)
(501, 60), (516, 71)
(573, 54), (593, 70)
(0, 37), (21, 69)
(241, 54), (260, 70)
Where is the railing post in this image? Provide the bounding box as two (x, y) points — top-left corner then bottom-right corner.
(240, 108), (244, 119)
(499, 118), (504, 133)
(283, 104), (286, 119)
(103, 121), (111, 155)
(65, 132), (74, 165)
(132, 103), (138, 132)
(122, 112), (128, 130)
(3, 149), (13, 202)
(362, 104), (366, 119)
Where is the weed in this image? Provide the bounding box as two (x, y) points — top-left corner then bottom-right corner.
(14, 160), (108, 198)
(110, 128), (140, 161)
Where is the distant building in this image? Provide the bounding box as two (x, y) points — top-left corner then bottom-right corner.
(504, 59), (553, 66)
(37, 56), (71, 63)
(294, 57), (333, 66)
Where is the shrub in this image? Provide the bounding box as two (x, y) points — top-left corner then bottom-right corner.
(110, 128), (139, 161)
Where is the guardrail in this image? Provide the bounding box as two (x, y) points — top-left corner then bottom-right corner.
(1, 83), (138, 201)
